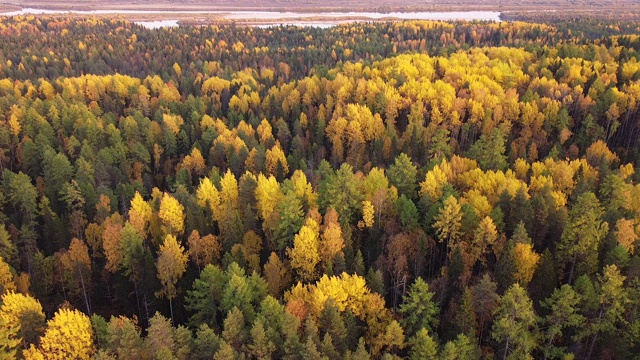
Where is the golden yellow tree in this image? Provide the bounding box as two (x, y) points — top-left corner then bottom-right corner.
(196, 177), (222, 222)
(158, 193), (185, 236)
(257, 119), (274, 147)
(469, 216), (498, 266)
(29, 308), (93, 360)
(513, 242), (540, 286)
(0, 291), (45, 354)
(255, 174), (283, 222)
(360, 200), (375, 229)
(291, 170), (317, 210)
(433, 195), (463, 259)
(219, 170), (239, 212)
(285, 272), (387, 321)
(419, 161), (450, 199)
(0, 257), (15, 295)
(287, 219), (320, 282)
(265, 142), (289, 178)
(156, 234), (188, 323)
(129, 191), (152, 237)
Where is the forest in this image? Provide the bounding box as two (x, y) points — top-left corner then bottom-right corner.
(1, 15), (640, 359)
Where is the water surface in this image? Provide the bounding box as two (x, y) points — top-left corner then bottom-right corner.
(2, 8), (500, 20)
(1, 8), (502, 27)
(134, 20), (179, 29)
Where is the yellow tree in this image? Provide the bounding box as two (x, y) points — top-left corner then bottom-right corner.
(27, 308), (93, 360)
(360, 200), (375, 229)
(0, 257), (15, 295)
(196, 177), (222, 222)
(419, 161), (450, 199)
(287, 218), (320, 282)
(102, 213), (124, 273)
(469, 216), (498, 266)
(291, 170), (317, 210)
(615, 218), (637, 254)
(513, 243), (540, 286)
(256, 119), (274, 147)
(320, 222), (344, 267)
(158, 193), (185, 236)
(219, 170), (239, 212)
(433, 195), (463, 261)
(219, 170), (241, 246)
(255, 174), (283, 240)
(0, 291), (45, 354)
(156, 235), (188, 324)
(255, 174), (282, 222)
(286, 272), (387, 321)
(129, 192), (152, 237)
(265, 142), (289, 179)
(181, 148), (206, 178)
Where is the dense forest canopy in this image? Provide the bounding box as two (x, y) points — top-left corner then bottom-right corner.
(0, 15), (640, 359)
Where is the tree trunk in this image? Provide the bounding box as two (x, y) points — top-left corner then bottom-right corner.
(568, 251), (578, 284)
(169, 298), (175, 326)
(586, 307), (605, 360)
(503, 338), (509, 360)
(78, 265), (91, 316)
(133, 281), (141, 322)
(586, 333), (598, 360)
(143, 292), (151, 328)
(58, 266), (67, 301)
(543, 334), (556, 360)
(478, 315), (485, 346)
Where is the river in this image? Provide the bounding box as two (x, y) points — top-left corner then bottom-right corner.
(0, 8), (502, 28)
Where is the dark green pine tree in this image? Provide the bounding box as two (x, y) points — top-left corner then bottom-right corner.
(541, 284), (585, 360)
(185, 264), (228, 329)
(399, 277), (440, 337)
(454, 288), (478, 339)
(192, 324), (221, 360)
(495, 240), (517, 293)
(387, 153), (418, 199)
(319, 299), (347, 354)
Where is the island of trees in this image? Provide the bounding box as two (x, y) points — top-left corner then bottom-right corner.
(0, 15), (639, 359)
